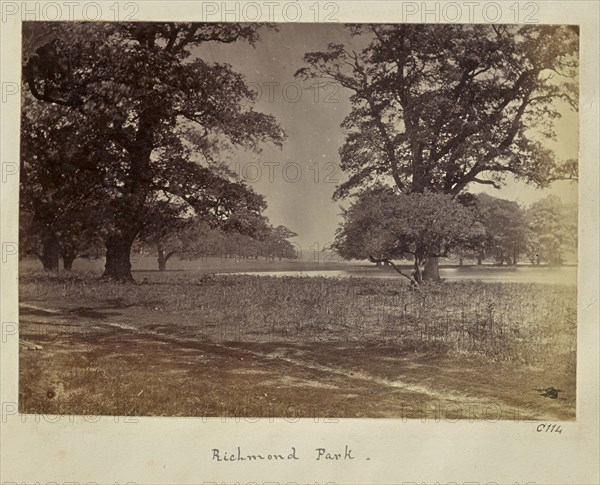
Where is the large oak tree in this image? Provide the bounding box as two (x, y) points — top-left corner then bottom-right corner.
(297, 24), (578, 279)
(23, 22), (285, 281)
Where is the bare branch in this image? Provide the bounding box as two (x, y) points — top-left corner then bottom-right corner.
(368, 254), (420, 288)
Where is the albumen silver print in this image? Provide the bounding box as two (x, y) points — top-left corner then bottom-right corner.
(17, 19), (581, 425)
(3, 1), (600, 485)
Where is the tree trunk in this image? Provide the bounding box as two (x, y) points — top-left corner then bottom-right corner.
(62, 246), (77, 271)
(103, 108), (158, 282)
(459, 258), (463, 266)
(157, 240), (166, 271)
(103, 234), (136, 281)
(40, 232), (60, 272)
(158, 252), (176, 271)
(157, 245), (176, 271)
(423, 257), (440, 282)
(412, 249), (432, 284)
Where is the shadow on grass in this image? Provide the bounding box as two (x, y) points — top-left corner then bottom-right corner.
(20, 298), (158, 321)
(132, 269), (185, 273)
(19, 325), (576, 419)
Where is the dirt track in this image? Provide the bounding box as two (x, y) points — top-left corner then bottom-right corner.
(19, 302), (575, 420)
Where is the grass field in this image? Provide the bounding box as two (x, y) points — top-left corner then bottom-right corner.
(18, 264), (577, 420)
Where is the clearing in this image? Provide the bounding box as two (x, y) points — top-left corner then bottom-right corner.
(18, 270), (576, 420)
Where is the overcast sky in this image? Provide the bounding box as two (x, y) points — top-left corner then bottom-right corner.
(193, 24), (579, 250)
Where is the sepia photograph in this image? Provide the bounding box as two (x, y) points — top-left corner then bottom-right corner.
(18, 20), (580, 422)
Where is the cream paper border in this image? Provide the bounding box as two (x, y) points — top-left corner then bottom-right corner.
(1, 1), (598, 484)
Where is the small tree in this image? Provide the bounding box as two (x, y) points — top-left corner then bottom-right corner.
(136, 191), (274, 270)
(266, 225), (299, 261)
(136, 195), (193, 271)
(333, 187), (485, 284)
(333, 197), (402, 267)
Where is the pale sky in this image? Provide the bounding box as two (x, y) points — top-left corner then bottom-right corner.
(193, 24), (579, 250)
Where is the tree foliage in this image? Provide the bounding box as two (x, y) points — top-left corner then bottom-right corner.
(22, 22), (285, 280)
(474, 193), (530, 265)
(297, 24), (578, 200)
(333, 187), (485, 282)
(20, 96), (109, 270)
(526, 195), (577, 265)
(297, 24), (578, 280)
(135, 196), (298, 270)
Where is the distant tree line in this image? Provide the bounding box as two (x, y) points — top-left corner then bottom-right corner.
(471, 193), (577, 266)
(133, 218), (298, 271)
(333, 190), (577, 272)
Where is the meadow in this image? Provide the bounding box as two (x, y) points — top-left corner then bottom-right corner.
(18, 261), (577, 419)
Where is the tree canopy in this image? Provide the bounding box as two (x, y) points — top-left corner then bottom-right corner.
(333, 187), (485, 282)
(527, 195), (577, 265)
(20, 95), (110, 270)
(474, 193), (530, 265)
(298, 24), (578, 280)
(23, 22), (285, 280)
(297, 24), (578, 200)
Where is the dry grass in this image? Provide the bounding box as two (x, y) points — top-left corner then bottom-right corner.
(18, 269), (577, 418)
(20, 271), (576, 374)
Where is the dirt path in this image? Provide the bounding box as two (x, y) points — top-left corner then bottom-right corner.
(18, 302), (574, 420)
